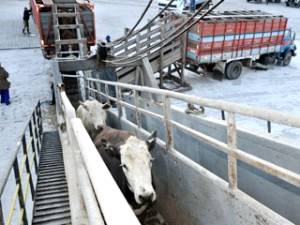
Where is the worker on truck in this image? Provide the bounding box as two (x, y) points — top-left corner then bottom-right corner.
(0, 64), (11, 105)
(96, 36), (117, 106)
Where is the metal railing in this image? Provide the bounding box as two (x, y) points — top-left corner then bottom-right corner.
(0, 101), (42, 225)
(85, 78), (300, 190)
(56, 85), (140, 225)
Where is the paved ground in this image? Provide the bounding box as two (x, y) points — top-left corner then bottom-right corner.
(0, 0), (39, 49)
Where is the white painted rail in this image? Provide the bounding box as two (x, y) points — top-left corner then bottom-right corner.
(59, 88), (141, 225)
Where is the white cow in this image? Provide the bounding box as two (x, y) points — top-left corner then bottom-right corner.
(76, 100), (110, 139)
(94, 127), (157, 215)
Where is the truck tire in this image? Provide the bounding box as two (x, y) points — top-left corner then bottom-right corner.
(282, 51), (292, 66)
(225, 61), (243, 80)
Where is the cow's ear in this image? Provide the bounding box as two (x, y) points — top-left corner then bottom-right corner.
(146, 130), (157, 151)
(79, 101), (88, 110)
(102, 102), (111, 110)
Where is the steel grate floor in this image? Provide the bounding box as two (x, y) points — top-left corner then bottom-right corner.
(32, 131), (71, 225)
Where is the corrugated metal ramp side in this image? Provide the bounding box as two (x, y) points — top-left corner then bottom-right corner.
(32, 131), (71, 225)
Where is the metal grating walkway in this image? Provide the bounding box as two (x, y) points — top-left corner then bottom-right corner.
(32, 131), (71, 225)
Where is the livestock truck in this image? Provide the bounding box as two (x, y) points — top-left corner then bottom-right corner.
(184, 10), (296, 79)
(30, 0), (96, 58)
(286, 0), (300, 7)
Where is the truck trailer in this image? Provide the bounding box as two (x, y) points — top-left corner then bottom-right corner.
(286, 0), (300, 7)
(30, 0), (96, 58)
(185, 10), (296, 79)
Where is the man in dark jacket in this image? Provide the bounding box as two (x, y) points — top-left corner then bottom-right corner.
(0, 64), (11, 105)
(22, 7), (31, 34)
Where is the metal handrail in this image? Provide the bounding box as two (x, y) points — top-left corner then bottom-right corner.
(86, 78), (300, 128)
(85, 78), (300, 190)
(0, 101), (42, 225)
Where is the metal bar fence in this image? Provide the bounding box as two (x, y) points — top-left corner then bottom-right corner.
(85, 78), (300, 190)
(0, 101), (43, 225)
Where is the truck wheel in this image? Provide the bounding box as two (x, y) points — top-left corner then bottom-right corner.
(282, 51), (292, 66)
(225, 61), (243, 80)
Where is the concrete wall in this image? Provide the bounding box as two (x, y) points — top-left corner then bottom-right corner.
(117, 96), (300, 224)
(106, 111), (295, 225)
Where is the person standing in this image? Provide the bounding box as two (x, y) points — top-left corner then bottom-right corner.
(0, 64), (11, 105)
(22, 7), (31, 34)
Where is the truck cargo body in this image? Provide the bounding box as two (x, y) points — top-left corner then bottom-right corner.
(30, 0), (96, 58)
(185, 12), (296, 78)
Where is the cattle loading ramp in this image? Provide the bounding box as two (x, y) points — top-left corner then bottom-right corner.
(32, 132), (71, 225)
(1, 65), (300, 225)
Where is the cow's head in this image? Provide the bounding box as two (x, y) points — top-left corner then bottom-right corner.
(77, 100), (110, 133)
(103, 131), (157, 206)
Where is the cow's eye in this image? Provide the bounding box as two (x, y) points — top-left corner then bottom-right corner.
(121, 164), (128, 171)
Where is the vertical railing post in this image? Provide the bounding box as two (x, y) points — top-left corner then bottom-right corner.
(221, 110), (226, 120)
(21, 135), (35, 200)
(29, 120), (38, 174)
(97, 79), (102, 101)
(0, 200), (4, 225)
(104, 83), (109, 102)
(32, 111), (41, 154)
(159, 19), (166, 88)
(136, 33), (140, 54)
(116, 86), (123, 119)
(37, 101), (43, 136)
(147, 22), (151, 55)
(12, 160), (28, 225)
(227, 112), (238, 189)
(163, 96), (173, 151)
(84, 76), (88, 100)
(267, 121), (271, 133)
(134, 90), (142, 130)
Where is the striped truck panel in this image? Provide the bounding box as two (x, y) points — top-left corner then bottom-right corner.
(187, 45), (282, 64)
(187, 16), (288, 64)
(189, 18), (287, 36)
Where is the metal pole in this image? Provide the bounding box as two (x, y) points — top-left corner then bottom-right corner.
(267, 121), (271, 133)
(29, 120), (38, 174)
(134, 90), (142, 132)
(0, 200), (4, 225)
(116, 86), (123, 119)
(21, 135), (35, 201)
(227, 112), (238, 189)
(163, 96), (173, 151)
(13, 160), (28, 225)
(221, 110), (226, 120)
